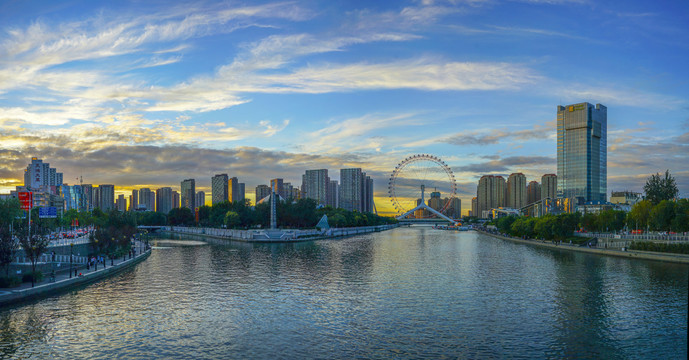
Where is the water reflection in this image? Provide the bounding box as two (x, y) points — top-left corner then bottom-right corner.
(0, 228), (686, 359)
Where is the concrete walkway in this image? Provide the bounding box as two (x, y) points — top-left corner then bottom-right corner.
(478, 230), (689, 264)
(0, 241), (151, 306)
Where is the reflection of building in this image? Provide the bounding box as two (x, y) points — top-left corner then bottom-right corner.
(557, 103), (607, 203)
(156, 187), (173, 214)
(181, 179), (195, 210)
(255, 185), (271, 203)
(527, 181), (541, 205)
(477, 175), (505, 218)
(506, 173), (527, 209)
(212, 174), (228, 205)
(541, 174), (557, 200)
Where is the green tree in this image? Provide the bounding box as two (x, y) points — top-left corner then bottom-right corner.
(18, 229), (50, 287)
(197, 205), (212, 227)
(629, 200), (652, 231)
(650, 200), (676, 231)
(644, 170), (679, 205)
(224, 211), (240, 228)
(0, 198), (22, 278)
(168, 208), (195, 226)
(671, 199), (689, 232)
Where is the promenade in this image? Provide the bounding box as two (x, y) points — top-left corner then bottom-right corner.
(164, 224), (399, 242)
(0, 240), (151, 307)
(478, 230), (689, 264)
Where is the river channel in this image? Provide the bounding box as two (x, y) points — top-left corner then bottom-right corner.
(1, 228), (687, 359)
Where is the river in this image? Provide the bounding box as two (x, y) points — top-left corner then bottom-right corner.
(1, 228), (687, 359)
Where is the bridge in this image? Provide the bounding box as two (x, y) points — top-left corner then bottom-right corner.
(395, 185), (457, 225)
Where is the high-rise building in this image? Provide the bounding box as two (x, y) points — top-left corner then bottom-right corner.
(156, 187), (173, 214)
(446, 197), (461, 219)
(196, 191), (206, 207)
(362, 174), (374, 213)
(327, 180), (339, 208)
(98, 185), (115, 211)
(229, 177), (242, 203)
(139, 188), (154, 211)
(302, 169), (329, 206)
(81, 184), (93, 211)
(130, 189), (139, 211)
(212, 174), (229, 205)
(506, 173), (527, 209)
(270, 178), (285, 199)
(557, 102), (607, 203)
(58, 185), (82, 211)
(471, 197), (477, 217)
(340, 168), (366, 212)
(541, 174), (557, 200)
(172, 191), (180, 209)
(93, 187), (100, 210)
(181, 179), (195, 210)
(255, 185), (271, 203)
(116, 194), (127, 211)
(23, 157), (63, 192)
(238, 183), (246, 204)
(476, 175), (505, 218)
(527, 181), (541, 205)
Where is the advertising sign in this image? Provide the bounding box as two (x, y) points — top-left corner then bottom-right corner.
(18, 191), (33, 210)
(39, 207), (58, 218)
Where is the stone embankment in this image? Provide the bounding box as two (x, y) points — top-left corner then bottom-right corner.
(478, 230), (689, 265)
(164, 224), (399, 242)
(0, 244), (151, 307)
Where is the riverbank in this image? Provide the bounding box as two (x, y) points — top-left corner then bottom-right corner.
(0, 243), (151, 307)
(163, 224), (398, 242)
(478, 230), (689, 264)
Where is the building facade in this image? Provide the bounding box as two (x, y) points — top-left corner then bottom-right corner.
(98, 184), (115, 211)
(156, 187), (173, 214)
(196, 191), (206, 208)
(212, 174), (228, 205)
(255, 185), (271, 203)
(557, 103), (607, 203)
(327, 180), (339, 208)
(139, 188), (154, 211)
(541, 174), (557, 200)
(506, 173), (527, 209)
(302, 169), (329, 207)
(527, 181), (541, 205)
(339, 169), (363, 212)
(181, 179), (196, 210)
(476, 175), (505, 218)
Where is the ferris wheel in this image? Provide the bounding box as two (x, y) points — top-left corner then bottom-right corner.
(388, 154), (457, 219)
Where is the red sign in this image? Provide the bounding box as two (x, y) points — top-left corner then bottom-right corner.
(18, 192), (33, 210)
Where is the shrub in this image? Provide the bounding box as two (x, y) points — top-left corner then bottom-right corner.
(0, 276), (21, 288)
(21, 271), (44, 283)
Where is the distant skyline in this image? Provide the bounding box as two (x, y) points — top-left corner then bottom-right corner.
(1, 0), (688, 215)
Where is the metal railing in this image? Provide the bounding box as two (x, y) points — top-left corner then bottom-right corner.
(574, 232), (689, 242)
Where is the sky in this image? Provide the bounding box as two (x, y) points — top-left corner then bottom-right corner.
(0, 0), (687, 215)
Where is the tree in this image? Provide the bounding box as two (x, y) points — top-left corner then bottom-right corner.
(644, 170), (679, 205)
(224, 211), (240, 228)
(629, 200), (653, 231)
(0, 198), (22, 278)
(671, 199), (689, 232)
(650, 200), (676, 231)
(18, 229), (50, 287)
(168, 208), (195, 226)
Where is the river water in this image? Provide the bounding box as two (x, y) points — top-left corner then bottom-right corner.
(1, 228), (687, 359)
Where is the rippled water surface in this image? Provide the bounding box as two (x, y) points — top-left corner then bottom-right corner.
(1, 228), (687, 359)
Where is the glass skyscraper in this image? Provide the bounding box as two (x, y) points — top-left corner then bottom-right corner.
(557, 102), (607, 204)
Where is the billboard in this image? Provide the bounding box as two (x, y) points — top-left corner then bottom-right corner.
(18, 192), (33, 210)
(39, 207), (58, 218)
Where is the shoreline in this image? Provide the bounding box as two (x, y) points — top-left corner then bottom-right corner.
(162, 224), (398, 243)
(0, 248), (151, 307)
(477, 230), (689, 265)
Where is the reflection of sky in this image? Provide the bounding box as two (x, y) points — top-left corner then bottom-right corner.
(1, 230), (686, 358)
(0, 0), (688, 215)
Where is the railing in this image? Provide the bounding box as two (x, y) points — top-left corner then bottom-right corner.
(14, 254), (87, 265)
(167, 224), (398, 240)
(574, 232), (689, 242)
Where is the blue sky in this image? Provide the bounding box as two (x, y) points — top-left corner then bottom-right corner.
(0, 0), (687, 214)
